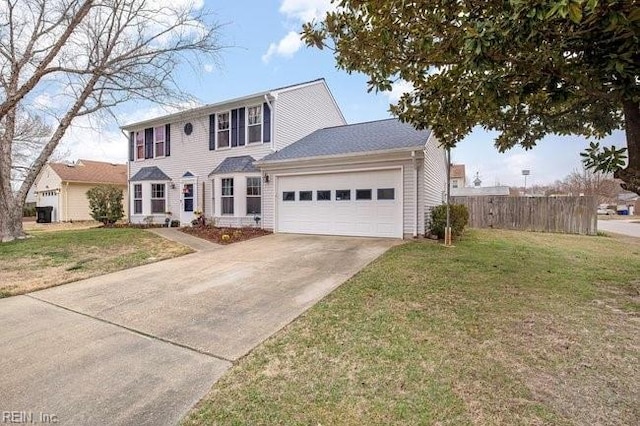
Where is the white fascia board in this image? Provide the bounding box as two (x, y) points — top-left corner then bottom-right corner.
(256, 146), (425, 170)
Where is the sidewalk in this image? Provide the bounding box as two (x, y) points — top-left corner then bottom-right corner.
(148, 227), (221, 252)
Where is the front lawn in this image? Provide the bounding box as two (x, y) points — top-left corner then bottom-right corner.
(0, 228), (192, 297)
(184, 229), (639, 425)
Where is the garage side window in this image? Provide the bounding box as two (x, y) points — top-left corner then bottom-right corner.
(246, 177), (261, 215)
(317, 190), (331, 201)
(283, 191), (295, 201)
(133, 184), (142, 214)
(377, 188), (395, 200)
(151, 184), (165, 214)
(222, 178), (234, 215)
(336, 189), (351, 201)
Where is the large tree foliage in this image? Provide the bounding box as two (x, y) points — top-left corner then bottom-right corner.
(302, 0), (640, 194)
(0, 0), (222, 241)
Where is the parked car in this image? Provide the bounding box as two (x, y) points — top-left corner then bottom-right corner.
(597, 208), (617, 215)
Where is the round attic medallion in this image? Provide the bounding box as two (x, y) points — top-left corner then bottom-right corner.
(184, 122), (193, 135)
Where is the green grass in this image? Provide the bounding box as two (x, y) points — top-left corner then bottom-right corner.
(0, 228), (192, 297)
(184, 229), (640, 426)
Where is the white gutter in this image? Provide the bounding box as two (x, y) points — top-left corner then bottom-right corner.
(412, 150), (418, 238)
(256, 146), (425, 167)
(122, 129), (131, 222)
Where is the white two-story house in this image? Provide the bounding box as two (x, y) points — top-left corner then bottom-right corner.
(122, 79), (447, 238)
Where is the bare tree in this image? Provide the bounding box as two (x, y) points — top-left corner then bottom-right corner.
(546, 168), (622, 204)
(0, 0), (223, 241)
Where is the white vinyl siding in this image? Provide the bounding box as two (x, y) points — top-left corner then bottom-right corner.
(274, 82), (346, 150)
(423, 134), (447, 230)
(127, 80), (344, 226)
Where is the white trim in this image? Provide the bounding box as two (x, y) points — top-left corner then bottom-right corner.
(256, 146), (425, 168)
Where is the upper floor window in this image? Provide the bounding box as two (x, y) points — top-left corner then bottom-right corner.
(217, 112), (230, 148)
(247, 105), (262, 143)
(135, 131), (144, 160)
(154, 126), (165, 157)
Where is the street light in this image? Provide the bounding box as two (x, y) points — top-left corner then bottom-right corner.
(522, 169), (530, 196)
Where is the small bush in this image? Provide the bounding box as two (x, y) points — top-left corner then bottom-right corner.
(429, 204), (469, 239)
(23, 204), (36, 217)
(86, 185), (124, 226)
(170, 220), (180, 227)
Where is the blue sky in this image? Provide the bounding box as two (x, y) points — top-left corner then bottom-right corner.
(59, 0), (626, 187)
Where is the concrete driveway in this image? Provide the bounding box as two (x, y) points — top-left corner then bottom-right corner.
(598, 219), (640, 238)
(0, 233), (397, 425)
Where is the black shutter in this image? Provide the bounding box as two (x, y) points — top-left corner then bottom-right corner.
(165, 124), (171, 157)
(209, 114), (216, 150)
(231, 109), (238, 147)
(263, 102), (271, 143)
(238, 107), (245, 146)
(128, 131), (135, 161)
(144, 127), (153, 159)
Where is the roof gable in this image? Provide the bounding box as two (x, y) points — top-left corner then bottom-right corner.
(48, 160), (127, 185)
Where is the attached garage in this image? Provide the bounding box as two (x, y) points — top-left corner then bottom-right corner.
(276, 169), (403, 238)
(257, 119), (447, 239)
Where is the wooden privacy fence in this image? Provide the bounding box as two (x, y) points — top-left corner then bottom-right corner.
(451, 196), (597, 235)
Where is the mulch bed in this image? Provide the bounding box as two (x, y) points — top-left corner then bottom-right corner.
(180, 226), (271, 245)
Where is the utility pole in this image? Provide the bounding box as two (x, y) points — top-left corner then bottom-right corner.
(522, 169), (530, 197)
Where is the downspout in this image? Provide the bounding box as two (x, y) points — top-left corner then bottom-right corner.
(264, 94), (275, 151)
(412, 150), (418, 238)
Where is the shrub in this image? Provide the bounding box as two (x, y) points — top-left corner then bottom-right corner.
(86, 185), (124, 226)
(429, 204), (469, 239)
(170, 220), (180, 227)
(23, 203), (36, 217)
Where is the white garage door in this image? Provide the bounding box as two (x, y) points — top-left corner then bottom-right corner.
(276, 169), (403, 238)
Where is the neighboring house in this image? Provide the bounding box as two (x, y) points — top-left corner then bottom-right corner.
(34, 160), (128, 222)
(450, 164), (466, 190)
(122, 78), (447, 238)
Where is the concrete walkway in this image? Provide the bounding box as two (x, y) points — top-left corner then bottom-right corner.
(0, 233), (399, 425)
(148, 227), (222, 252)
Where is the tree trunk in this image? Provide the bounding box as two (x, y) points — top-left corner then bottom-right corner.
(615, 100), (640, 195)
(0, 191), (25, 242)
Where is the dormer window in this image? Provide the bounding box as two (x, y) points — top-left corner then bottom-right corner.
(135, 131), (144, 160)
(154, 126), (165, 157)
(247, 105), (262, 143)
(217, 112), (230, 148)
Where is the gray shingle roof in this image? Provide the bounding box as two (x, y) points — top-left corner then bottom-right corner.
(130, 166), (170, 181)
(260, 119), (431, 163)
(209, 155), (258, 176)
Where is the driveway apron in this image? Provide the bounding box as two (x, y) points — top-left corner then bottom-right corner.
(0, 233), (398, 425)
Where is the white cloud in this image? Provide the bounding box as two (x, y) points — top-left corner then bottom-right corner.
(384, 80), (414, 103)
(262, 31), (303, 63)
(279, 0), (335, 22)
(263, 0), (335, 63)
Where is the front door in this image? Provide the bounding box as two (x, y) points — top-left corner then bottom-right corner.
(181, 183), (195, 225)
